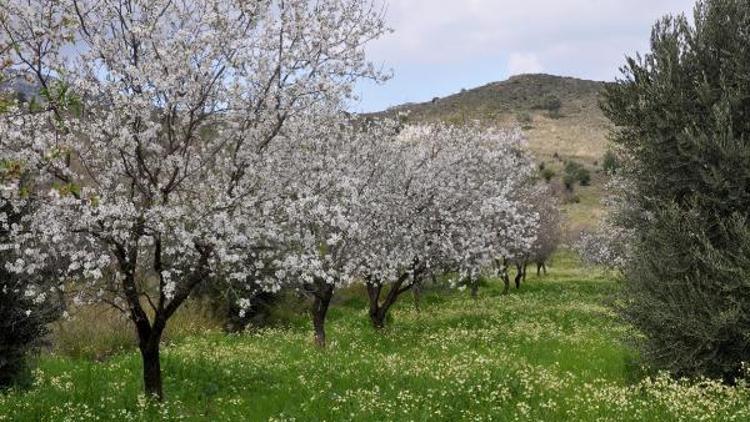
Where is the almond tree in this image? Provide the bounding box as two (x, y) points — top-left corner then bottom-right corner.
(361, 124), (538, 328)
(527, 187), (563, 277)
(506, 183), (561, 290)
(0, 0), (386, 399)
(258, 121), (539, 338)
(252, 115), (401, 346)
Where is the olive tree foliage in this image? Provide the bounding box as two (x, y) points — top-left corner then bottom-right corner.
(0, 0), (387, 399)
(601, 0), (750, 382)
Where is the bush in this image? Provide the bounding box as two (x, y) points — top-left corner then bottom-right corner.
(563, 173), (576, 191)
(564, 161), (591, 189)
(541, 168), (556, 183)
(602, 150), (620, 174)
(535, 94), (561, 112)
(516, 111), (533, 127)
(602, 0), (750, 382)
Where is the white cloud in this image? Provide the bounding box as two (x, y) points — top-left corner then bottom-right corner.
(507, 52), (544, 76)
(369, 0), (695, 73)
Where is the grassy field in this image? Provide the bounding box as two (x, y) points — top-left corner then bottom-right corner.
(2, 252), (750, 421)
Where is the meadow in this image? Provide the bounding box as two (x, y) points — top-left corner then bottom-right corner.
(2, 251), (749, 421)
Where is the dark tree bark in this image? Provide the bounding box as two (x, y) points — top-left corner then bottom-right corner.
(366, 267), (421, 329)
(366, 283), (389, 329)
(514, 262), (525, 289)
(139, 335), (164, 399)
(310, 280), (335, 347)
(536, 262), (547, 276)
(522, 262), (528, 282)
(496, 258), (511, 295)
(115, 237), (211, 401)
(412, 279), (423, 312)
(470, 279), (480, 299)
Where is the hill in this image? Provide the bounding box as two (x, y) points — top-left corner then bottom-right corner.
(373, 74), (615, 234)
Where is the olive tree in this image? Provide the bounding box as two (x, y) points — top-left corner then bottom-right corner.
(601, 0), (750, 382)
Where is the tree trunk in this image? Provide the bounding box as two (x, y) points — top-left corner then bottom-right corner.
(139, 339), (163, 400)
(470, 279), (479, 299)
(502, 271), (510, 295)
(537, 262), (542, 276)
(311, 282), (334, 347)
(370, 309), (387, 329)
(366, 283), (388, 329)
(366, 272), (415, 330)
(412, 280), (422, 313)
(514, 263), (524, 289)
(522, 263), (528, 282)
(542, 262), (547, 275)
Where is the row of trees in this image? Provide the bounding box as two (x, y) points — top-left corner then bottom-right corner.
(0, 0), (561, 399)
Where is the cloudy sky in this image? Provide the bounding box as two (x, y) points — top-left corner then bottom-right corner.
(354, 0), (695, 112)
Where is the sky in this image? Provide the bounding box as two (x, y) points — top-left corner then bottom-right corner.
(353, 0), (696, 112)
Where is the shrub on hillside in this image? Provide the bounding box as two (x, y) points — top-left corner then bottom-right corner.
(541, 168), (556, 183)
(602, 150), (620, 174)
(516, 111), (533, 128)
(563, 161), (590, 190)
(534, 94), (561, 112)
(602, 0), (750, 382)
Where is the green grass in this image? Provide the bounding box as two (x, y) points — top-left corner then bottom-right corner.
(2, 251), (750, 421)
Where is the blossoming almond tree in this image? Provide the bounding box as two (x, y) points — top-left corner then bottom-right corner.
(526, 186), (563, 277)
(253, 116), (401, 345)
(251, 121), (539, 338)
(575, 176), (635, 271)
(361, 123), (539, 328)
(0, 0), (387, 399)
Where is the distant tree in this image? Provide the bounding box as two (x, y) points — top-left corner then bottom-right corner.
(361, 124), (538, 327)
(535, 94), (561, 112)
(527, 187), (563, 276)
(534, 94), (562, 118)
(602, 0), (750, 382)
